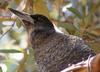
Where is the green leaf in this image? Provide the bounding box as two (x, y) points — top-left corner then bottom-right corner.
(25, 48), (37, 72)
(68, 7), (82, 18)
(33, 0), (50, 17)
(58, 23), (76, 34)
(0, 67), (2, 72)
(81, 5), (86, 17)
(0, 49), (22, 53)
(0, 29), (3, 34)
(16, 19), (22, 28)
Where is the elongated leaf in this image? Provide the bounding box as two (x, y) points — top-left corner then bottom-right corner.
(33, 0), (49, 17)
(0, 17), (14, 21)
(68, 7), (82, 18)
(16, 19), (22, 28)
(58, 23), (76, 34)
(9, 0), (27, 18)
(0, 29), (3, 34)
(16, 50), (28, 72)
(0, 67), (2, 72)
(0, 49), (22, 53)
(16, 0), (27, 11)
(25, 48), (37, 72)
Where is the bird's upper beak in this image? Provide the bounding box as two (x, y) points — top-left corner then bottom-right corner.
(9, 8), (34, 23)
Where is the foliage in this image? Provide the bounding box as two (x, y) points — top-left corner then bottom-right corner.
(0, 0), (100, 72)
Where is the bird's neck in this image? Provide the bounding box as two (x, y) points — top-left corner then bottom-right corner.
(33, 29), (55, 38)
(29, 29), (55, 47)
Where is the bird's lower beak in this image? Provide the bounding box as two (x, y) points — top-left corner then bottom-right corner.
(8, 8), (34, 23)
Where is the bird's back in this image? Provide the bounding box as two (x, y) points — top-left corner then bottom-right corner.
(31, 32), (95, 72)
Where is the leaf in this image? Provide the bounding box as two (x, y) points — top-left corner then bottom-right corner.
(89, 42), (100, 53)
(16, 0), (27, 11)
(81, 5), (86, 17)
(68, 7), (82, 18)
(0, 17), (14, 22)
(0, 67), (2, 72)
(8, 0), (27, 18)
(49, 0), (63, 20)
(54, 0), (63, 9)
(0, 24), (5, 34)
(0, 0), (9, 9)
(58, 23), (76, 34)
(33, 0), (49, 17)
(81, 0), (87, 6)
(89, 28), (100, 36)
(16, 50), (28, 72)
(25, 48), (37, 72)
(16, 19), (22, 28)
(15, 0), (20, 5)
(74, 31), (81, 36)
(89, 1), (100, 14)
(0, 29), (3, 34)
(0, 49), (22, 53)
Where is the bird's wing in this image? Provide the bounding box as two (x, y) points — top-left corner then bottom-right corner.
(71, 35), (96, 60)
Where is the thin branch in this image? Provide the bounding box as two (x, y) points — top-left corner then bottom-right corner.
(61, 56), (94, 72)
(0, 19), (17, 40)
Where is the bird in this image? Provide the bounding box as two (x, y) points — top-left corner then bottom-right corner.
(9, 8), (96, 72)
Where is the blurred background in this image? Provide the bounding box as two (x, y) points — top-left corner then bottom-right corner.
(0, 0), (100, 72)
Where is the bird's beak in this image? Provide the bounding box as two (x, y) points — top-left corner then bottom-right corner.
(8, 8), (34, 23)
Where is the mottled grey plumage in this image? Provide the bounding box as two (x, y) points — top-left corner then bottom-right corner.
(9, 8), (95, 72)
(31, 30), (95, 72)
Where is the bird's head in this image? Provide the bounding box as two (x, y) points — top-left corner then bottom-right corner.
(9, 8), (55, 35)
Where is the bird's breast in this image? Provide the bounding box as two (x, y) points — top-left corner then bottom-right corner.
(31, 33), (75, 71)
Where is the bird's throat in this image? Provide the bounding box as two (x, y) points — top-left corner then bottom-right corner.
(29, 29), (55, 47)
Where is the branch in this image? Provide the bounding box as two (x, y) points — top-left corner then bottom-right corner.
(0, 19), (16, 40)
(61, 56), (94, 72)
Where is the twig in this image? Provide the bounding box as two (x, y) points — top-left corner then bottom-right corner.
(61, 56), (94, 72)
(0, 19), (17, 40)
(87, 55), (92, 72)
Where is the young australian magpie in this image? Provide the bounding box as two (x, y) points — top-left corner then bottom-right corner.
(9, 8), (95, 72)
